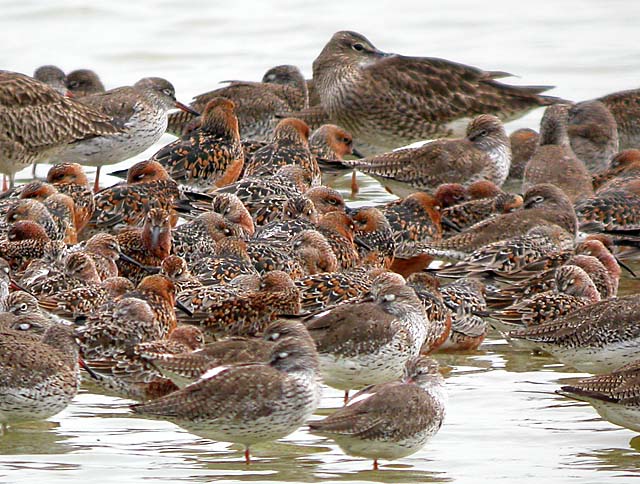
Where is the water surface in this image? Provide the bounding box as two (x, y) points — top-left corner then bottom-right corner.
(1, 1), (640, 482)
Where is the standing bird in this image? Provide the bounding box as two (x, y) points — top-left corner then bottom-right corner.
(131, 337), (321, 465)
(167, 65), (308, 139)
(309, 356), (446, 471)
(149, 98), (244, 189)
(557, 359), (640, 432)
(0, 323), (81, 431)
(60, 77), (198, 191)
(341, 114), (511, 196)
(294, 30), (562, 155)
(243, 118), (320, 186)
(523, 104), (593, 203)
(0, 71), (118, 189)
(566, 100), (619, 172)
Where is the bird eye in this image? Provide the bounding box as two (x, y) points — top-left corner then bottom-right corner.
(19, 303), (28, 312)
(268, 332), (281, 341)
(307, 210), (313, 216)
(477, 129), (488, 137)
(352, 43), (365, 52)
(162, 88), (173, 97)
(277, 351), (288, 359)
(534, 195), (544, 203)
(68, 81), (79, 89)
(383, 294), (396, 302)
(17, 323), (31, 331)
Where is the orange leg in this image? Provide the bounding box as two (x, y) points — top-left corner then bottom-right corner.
(373, 459), (379, 471)
(350, 171), (359, 197)
(343, 390), (350, 405)
(2, 175), (7, 192)
(244, 447), (251, 465)
(93, 166), (101, 193)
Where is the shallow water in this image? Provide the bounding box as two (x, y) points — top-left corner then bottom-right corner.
(2, 1), (640, 483)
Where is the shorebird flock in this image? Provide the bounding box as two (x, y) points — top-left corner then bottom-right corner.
(1, 30), (640, 470)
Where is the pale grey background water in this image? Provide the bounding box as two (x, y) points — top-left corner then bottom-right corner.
(1, 0), (640, 482)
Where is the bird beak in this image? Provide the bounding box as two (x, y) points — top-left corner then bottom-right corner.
(175, 300), (193, 317)
(441, 216), (462, 232)
(118, 253), (161, 273)
(9, 279), (30, 293)
(175, 101), (200, 116)
(150, 226), (162, 248)
(615, 255), (637, 278)
(351, 147), (365, 159)
(79, 359), (100, 380)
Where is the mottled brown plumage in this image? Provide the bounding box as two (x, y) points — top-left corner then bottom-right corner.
(46, 162), (95, 234)
(297, 30), (560, 155)
(243, 118), (321, 185)
(0, 71), (118, 187)
(598, 88), (640, 150)
(117, 207), (172, 284)
(343, 114), (511, 196)
(151, 98), (244, 189)
(167, 65), (308, 139)
(523, 104), (594, 202)
(88, 160), (180, 233)
(567, 100), (619, 172)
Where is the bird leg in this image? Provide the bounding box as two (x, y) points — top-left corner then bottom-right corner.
(244, 447), (251, 465)
(93, 166), (101, 193)
(373, 459), (379, 471)
(343, 390), (350, 405)
(350, 171), (359, 197)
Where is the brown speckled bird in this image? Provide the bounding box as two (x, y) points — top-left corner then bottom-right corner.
(0, 323), (81, 428)
(167, 65), (308, 139)
(523, 104), (594, 203)
(351, 207), (395, 268)
(38, 276), (134, 319)
(151, 98), (244, 189)
(420, 184), (577, 259)
(491, 264), (601, 331)
(310, 124), (357, 161)
(199, 271), (301, 337)
(439, 278), (488, 351)
(117, 207), (172, 284)
(441, 190), (523, 235)
(598, 88), (640, 150)
(193, 238), (258, 286)
(0, 221), (54, 271)
(294, 30), (560, 155)
(0, 71), (118, 189)
(567, 100), (619, 172)
(46, 162), (95, 235)
(27, 251), (101, 297)
(243, 118), (321, 185)
(381, 192), (444, 246)
(64, 77), (197, 191)
(557, 359), (640, 432)
(209, 192), (255, 237)
(171, 212), (239, 265)
(406, 273), (452, 353)
(591, 149), (640, 192)
(65, 69), (105, 97)
(6, 198), (61, 240)
(84, 325), (205, 401)
(341, 114), (511, 196)
(88, 160), (180, 233)
(508, 128), (539, 181)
